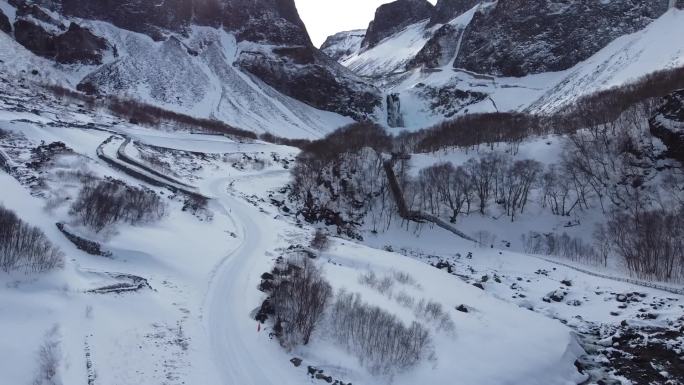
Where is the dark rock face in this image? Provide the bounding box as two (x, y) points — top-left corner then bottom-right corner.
(54, 23), (109, 64)
(410, 23), (461, 68)
(650, 90), (684, 163)
(13, 19), (109, 64)
(362, 0), (434, 48)
(238, 51), (380, 121)
(320, 30), (365, 61)
(0, 10), (10, 34)
(428, 0), (480, 26)
(58, 0), (311, 45)
(455, 0), (673, 77)
(7, 0), (381, 123)
(13, 19), (57, 58)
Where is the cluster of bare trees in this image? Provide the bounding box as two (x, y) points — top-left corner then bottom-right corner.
(523, 232), (605, 266)
(605, 209), (684, 282)
(0, 205), (64, 273)
(409, 154), (542, 222)
(44, 84), (257, 140)
(330, 291), (432, 375)
(70, 178), (166, 232)
(291, 122), (393, 237)
(270, 257), (332, 348)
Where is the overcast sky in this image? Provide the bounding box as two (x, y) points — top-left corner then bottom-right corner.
(295, 0), (437, 47)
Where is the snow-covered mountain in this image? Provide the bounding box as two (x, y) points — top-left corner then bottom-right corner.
(319, 29), (365, 62)
(0, 0), (381, 138)
(322, 0), (684, 129)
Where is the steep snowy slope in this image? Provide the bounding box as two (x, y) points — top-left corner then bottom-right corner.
(320, 29), (366, 62)
(528, 9), (684, 113)
(0, 0), (380, 139)
(358, 8), (684, 129)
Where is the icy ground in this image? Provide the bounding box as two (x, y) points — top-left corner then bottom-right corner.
(0, 77), (682, 385)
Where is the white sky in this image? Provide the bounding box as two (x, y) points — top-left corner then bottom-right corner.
(295, 0), (437, 47)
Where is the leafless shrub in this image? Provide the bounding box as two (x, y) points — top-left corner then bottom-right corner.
(606, 208), (684, 282)
(359, 271), (395, 296)
(415, 299), (455, 333)
(392, 271), (416, 286)
(0, 205), (64, 273)
(523, 231), (601, 266)
(474, 230), (497, 248)
(271, 257), (332, 347)
(32, 325), (61, 385)
(310, 229), (330, 252)
(70, 178), (166, 232)
(330, 291), (433, 375)
(395, 291), (415, 308)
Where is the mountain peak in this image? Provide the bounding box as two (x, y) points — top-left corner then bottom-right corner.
(361, 0), (434, 48)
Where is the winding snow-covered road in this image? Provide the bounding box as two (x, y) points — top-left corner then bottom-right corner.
(203, 177), (298, 385)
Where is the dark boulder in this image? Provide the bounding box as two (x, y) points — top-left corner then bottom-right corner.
(362, 0), (434, 48)
(13, 19), (108, 64)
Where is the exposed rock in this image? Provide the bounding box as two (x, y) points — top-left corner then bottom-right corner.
(0, 9), (12, 34)
(290, 357), (302, 367)
(320, 29), (365, 61)
(428, 0), (481, 26)
(13, 19), (109, 64)
(650, 89), (684, 163)
(13, 19), (56, 59)
(544, 289), (567, 303)
(362, 0), (434, 48)
(456, 304), (469, 313)
(237, 50), (380, 121)
(410, 23), (462, 69)
(455, 0), (674, 77)
(54, 23), (109, 64)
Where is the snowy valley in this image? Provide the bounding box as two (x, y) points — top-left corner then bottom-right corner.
(1, 1), (684, 385)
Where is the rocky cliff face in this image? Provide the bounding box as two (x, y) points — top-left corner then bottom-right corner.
(1, 0), (381, 126)
(428, 0), (480, 26)
(320, 30), (365, 62)
(361, 0), (433, 48)
(11, 2), (111, 65)
(455, 0), (676, 77)
(650, 89), (684, 163)
(0, 8), (10, 33)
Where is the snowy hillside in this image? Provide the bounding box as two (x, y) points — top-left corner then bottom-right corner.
(376, 9), (684, 130)
(0, 0), (378, 139)
(0, 74), (590, 385)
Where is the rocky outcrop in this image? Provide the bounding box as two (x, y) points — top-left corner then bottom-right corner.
(362, 0), (434, 48)
(320, 30), (365, 61)
(455, 0), (675, 77)
(5, 0), (381, 127)
(58, 0), (311, 44)
(13, 19), (57, 58)
(650, 89), (684, 163)
(54, 23), (109, 64)
(13, 19), (109, 64)
(0, 9), (12, 34)
(238, 50), (380, 121)
(410, 23), (461, 68)
(428, 0), (480, 26)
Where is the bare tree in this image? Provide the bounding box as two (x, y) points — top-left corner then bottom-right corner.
(0, 205), (64, 273)
(271, 257), (332, 347)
